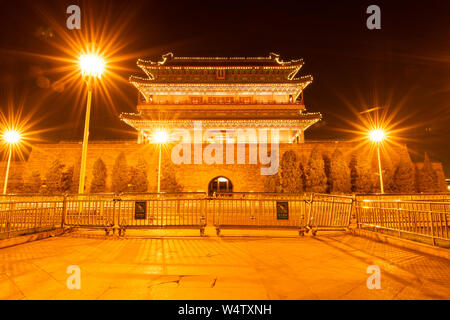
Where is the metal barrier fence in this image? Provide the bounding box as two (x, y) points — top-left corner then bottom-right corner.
(119, 192), (207, 200)
(0, 193), (355, 238)
(212, 192), (307, 200)
(355, 199), (450, 246)
(211, 197), (309, 235)
(1, 193), (448, 245)
(116, 198), (207, 236)
(211, 194), (354, 235)
(307, 194), (354, 235)
(0, 194), (66, 203)
(0, 200), (63, 239)
(355, 193), (450, 202)
(64, 199), (116, 229)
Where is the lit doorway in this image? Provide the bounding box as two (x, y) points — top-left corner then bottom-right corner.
(208, 176), (233, 196)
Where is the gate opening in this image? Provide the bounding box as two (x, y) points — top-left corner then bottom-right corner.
(208, 176), (233, 196)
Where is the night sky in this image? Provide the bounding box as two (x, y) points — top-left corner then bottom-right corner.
(0, 0), (450, 175)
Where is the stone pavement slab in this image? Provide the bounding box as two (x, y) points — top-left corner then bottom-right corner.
(0, 232), (449, 300)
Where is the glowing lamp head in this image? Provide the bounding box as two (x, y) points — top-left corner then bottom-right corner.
(3, 130), (21, 144)
(79, 54), (105, 78)
(153, 131), (168, 144)
(369, 129), (385, 143)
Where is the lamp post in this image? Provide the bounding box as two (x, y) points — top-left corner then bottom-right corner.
(153, 131), (168, 193)
(78, 53), (105, 194)
(369, 129), (385, 194)
(2, 130), (21, 195)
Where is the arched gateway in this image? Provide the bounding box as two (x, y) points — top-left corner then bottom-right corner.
(119, 53), (322, 192)
(208, 176), (233, 195)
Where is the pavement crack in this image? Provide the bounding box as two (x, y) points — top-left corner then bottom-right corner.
(206, 253), (220, 258)
(391, 284), (407, 300)
(95, 285), (115, 300)
(3, 272), (26, 299)
(30, 262), (66, 288)
(147, 277), (182, 288)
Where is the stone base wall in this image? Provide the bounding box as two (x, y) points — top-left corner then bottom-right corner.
(1, 140), (444, 194)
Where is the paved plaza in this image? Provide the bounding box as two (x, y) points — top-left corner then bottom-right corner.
(0, 231), (449, 300)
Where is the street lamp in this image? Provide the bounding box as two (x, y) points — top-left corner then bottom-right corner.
(153, 130), (168, 193)
(369, 128), (386, 194)
(2, 130), (21, 194)
(78, 53), (105, 194)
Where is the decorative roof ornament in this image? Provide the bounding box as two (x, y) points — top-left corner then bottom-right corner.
(137, 52), (304, 67)
(131, 53), (311, 88)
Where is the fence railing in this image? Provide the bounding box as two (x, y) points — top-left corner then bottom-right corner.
(0, 193), (354, 238)
(116, 198), (207, 236)
(0, 200), (64, 239)
(355, 193), (450, 202)
(210, 192), (307, 200)
(355, 199), (450, 246)
(209, 194), (354, 235)
(307, 194), (354, 235)
(0, 193), (449, 247)
(64, 199), (115, 229)
(211, 197), (309, 235)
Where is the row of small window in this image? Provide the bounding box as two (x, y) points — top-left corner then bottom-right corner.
(156, 69), (286, 75)
(190, 97), (253, 104)
(157, 76), (283, 81)
(191, 96), (293, 104)
(147, 95), (294, 104)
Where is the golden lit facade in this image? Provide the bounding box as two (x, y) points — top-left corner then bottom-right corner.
(121, 53), (321, 143)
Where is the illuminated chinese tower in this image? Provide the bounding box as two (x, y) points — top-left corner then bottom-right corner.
(121, 52), (321, 143)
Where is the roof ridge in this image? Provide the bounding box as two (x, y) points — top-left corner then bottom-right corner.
(137, 52), (304, 66)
